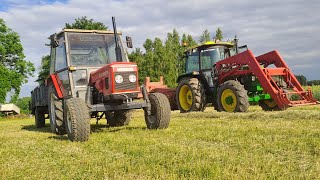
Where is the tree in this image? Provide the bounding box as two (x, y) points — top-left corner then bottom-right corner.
(128, 48), (145, 84)
(295, 74), (307, 86)
(307, 80), (320, 86)
(37, 17), (109, 85)
(36, 55), (50, 84)
(65, 16), (108, 30)
(128, 29), (196, 88)
(199, 29), (210, 43)
(0, 18), (35, 103)
(214, 27), (223, 41)
(15, 97), (31, 114)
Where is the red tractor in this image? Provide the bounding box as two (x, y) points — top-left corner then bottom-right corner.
(30, 17), (171, 142)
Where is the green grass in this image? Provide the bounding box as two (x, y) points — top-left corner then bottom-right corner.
(1, 105), (320, 179)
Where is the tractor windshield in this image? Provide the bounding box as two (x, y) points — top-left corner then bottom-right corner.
(200, 46), (236, 70)
(67, 33), (128, 66)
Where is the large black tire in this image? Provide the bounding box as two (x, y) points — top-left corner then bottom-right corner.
(259, 100), (281, 111)
(217, 80), (249, 112)
(176, 77), (206, 113)
(106, 110), (133, 127)
(145, 93), (170, 129)
(65, 98), (91, 142)
(35, 107), (45, 128)
(48, 86), (66, 135)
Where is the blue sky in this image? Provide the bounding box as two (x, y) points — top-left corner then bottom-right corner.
(0, 0), (319, 98)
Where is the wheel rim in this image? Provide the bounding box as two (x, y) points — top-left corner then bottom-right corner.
(221, 89), (237, 112)
(179, 85), (193, 111)
(264, 99), (277, 107)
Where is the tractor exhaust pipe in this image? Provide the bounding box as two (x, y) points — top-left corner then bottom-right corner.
(112, 16), (122, 62)
(234, 35), (239, 54)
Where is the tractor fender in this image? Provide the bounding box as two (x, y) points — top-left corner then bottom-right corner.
(177, 73), (208, 88)
(177, 73), (201, 83)
(45, 74), (64, 99)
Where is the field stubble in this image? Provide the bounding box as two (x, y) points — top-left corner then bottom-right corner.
(0, 105), (320, 179)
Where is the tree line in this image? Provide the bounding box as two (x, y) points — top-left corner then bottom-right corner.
(295, 74), (320, 86)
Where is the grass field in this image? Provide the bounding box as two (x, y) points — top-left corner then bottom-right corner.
(1, 105), (320, 179)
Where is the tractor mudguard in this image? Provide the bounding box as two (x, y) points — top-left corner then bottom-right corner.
(46, 74), (64, 99)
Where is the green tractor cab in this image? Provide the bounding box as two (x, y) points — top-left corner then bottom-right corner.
(176, 40), (247, 113)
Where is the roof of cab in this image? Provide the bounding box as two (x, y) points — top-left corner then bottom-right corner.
(56, 29), (122, 36)
(187, 41), (234, 51)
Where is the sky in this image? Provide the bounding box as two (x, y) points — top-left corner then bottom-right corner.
(0, 0), (319, 98)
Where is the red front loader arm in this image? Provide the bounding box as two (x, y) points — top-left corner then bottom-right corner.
(215, 50), (318, 109)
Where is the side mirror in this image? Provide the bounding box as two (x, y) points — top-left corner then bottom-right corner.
(238, 45), (248, 53)
(50, 33), (59, 48)
(126, 36), (133, 48)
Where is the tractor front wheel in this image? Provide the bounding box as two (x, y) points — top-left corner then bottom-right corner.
(217, 80), (249, 112)
(106, 110), (133, 127)
(176, 78), (206, 113)
(48, 86), (66, 135)
(145, 93), (170, 129)
(65, 98), (91, 142)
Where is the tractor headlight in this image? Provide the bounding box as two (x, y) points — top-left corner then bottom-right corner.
(251, 76), (256, 81)
(115, 75), (123, 84)
(129, 74), (137, 83)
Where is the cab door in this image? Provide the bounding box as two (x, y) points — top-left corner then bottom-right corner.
(50, 35), (71, 97)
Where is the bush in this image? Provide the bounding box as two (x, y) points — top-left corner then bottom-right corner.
(15, 97), (31, 114)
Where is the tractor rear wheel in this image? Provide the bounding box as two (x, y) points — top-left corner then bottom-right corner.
(145, 93), (170, 129)
(176, 78), (206, 113)
(217, 80), (249, 112)
(48, 86), (66, 135)
(65, 98), (91, 142)
(259, 99), (281, 111)
(35, 107), (45, 128)
(106, 110), (133, 127)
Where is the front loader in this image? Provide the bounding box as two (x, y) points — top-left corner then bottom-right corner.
(171, 39), (318, 113)
(30, 17), (171, 142)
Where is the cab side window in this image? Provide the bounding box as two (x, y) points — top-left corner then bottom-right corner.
(186, 51), (199, 73)
(54, 37), (67, 71)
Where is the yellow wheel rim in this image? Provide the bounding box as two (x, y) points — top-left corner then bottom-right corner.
(221, 89), (237, 112)
(264, 99), (277, 107)
(179, 85), (193, 111)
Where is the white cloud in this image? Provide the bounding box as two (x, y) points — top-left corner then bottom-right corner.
(0, 0), (319, 97)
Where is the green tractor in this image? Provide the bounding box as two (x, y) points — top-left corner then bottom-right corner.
(175, 38), (318, 113)
(176, 40), (250, 113)
(152, 39), (318, 113)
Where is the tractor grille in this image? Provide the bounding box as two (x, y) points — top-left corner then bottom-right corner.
(114, 71), (137, 90)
